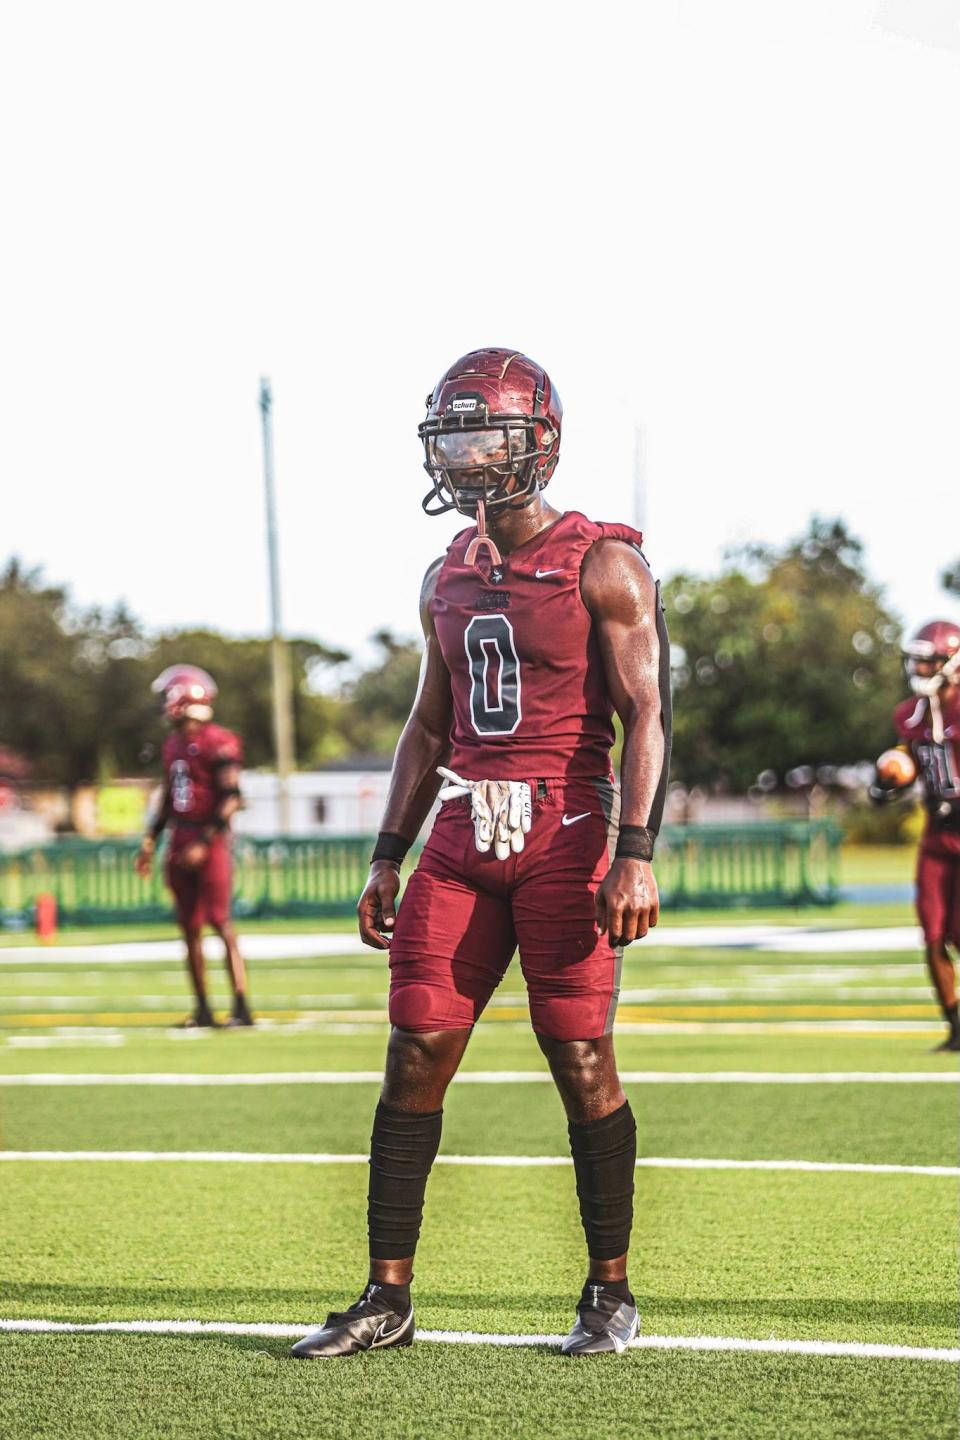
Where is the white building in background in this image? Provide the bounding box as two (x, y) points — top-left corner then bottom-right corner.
(235, 767), (400, 838)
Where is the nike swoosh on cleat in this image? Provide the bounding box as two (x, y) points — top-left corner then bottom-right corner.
(372, 1311), (413, 1347)
(561, 812), (591, 826)
(535, 567), (563, 577)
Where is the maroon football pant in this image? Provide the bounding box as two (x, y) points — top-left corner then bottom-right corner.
(166, 833), (233, 930)
(916, 829), (960, 1009)
(389, 778), (623, 1042)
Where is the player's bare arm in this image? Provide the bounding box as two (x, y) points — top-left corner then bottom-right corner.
(135, 777), (172, 877)
(581, 539), (666, 946)
(357, 558), (453, 950)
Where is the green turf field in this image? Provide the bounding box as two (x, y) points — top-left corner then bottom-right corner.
(1, 908), (957, 1439)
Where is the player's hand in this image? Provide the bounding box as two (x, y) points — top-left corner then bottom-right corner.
(595, 858), (659, 946)
(176, 841), (210, 872)
(134, 843), (154, 878)
(358, 861), (401, 950)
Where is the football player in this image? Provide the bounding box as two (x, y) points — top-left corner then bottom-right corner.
(135, 665), (254, 1028)
(873, 620), (960, 1051)
(294, 350), (671, 1360)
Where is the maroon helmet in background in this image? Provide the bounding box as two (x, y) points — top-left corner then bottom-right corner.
(903, 620), (960, 698)
(418, 349), (562, 517)
(152, 665), (218, 723)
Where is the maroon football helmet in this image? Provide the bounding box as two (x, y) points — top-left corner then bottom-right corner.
(418, 349), (562, 517)
(903, 620), (960, 697)
(152, 665), (217, 723)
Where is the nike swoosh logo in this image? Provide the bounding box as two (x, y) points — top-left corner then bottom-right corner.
(535, 567), (563, 578)
(372, 1311), (413, 1346)
(562, 812), (591, 826)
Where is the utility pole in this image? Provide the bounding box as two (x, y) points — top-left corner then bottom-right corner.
(632, 422), (647, 536)
(259, 377), (295, 833)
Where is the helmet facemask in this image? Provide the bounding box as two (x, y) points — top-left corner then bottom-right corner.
(419, 405), (559, 518)
(161, 688), (214, 724)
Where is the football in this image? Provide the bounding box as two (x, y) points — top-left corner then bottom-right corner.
(876, 747), (917, 788)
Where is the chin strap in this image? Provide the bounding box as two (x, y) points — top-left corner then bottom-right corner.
(463, 499), (503, 573)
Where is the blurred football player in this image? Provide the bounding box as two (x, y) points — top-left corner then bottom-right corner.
(135, 665), (254, 1028)
(294, 350), (671, 1360)
(873, 620), (960, 1051)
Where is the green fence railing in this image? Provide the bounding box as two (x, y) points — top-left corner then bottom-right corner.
(656, 821), (841, 909)
(0, 821), (841, 927)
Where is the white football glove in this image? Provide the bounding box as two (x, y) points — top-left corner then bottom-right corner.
(437, 768), (532, 860)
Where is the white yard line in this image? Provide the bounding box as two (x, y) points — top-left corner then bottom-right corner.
(0, 1316), (954, 1362)
(0, 926), (928, 965)
(613, 984), (932, 996)
(1, 1150), (955, 1177)
(6, 1035), (125, 1048)
(0, 994), (369, 1009)
(0, 1069), (956, 1086)
(0, 936), (373, 964)
(613, 1021), (944, 1035)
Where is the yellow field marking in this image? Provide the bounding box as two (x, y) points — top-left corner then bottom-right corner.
(486, 1004), (938, 1022)
(0, 1000), (941, 1030)
(3, 1009), (357, 1028)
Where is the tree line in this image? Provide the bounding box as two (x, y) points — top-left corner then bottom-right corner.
(0, 561), (419, 785)
(0, 518), (941, 793)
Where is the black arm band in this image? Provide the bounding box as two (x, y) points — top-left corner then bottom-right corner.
(372, 831), (411, 866)
(615, 825), (656, 862)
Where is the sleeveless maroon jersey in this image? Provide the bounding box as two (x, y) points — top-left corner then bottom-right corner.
(161, 723), (243, 826)
(430, 510), (644, 781)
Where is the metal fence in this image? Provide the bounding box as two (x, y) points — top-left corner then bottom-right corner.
(657, 821), (841, 909)
(0, 822), (841, 927)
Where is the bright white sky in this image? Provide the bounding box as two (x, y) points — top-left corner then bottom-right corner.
(2, 0), (959, 668)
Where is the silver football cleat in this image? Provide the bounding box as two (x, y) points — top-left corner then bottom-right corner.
(560, 1286), (640, 1356)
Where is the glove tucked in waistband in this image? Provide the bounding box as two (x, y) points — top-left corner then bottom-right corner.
(436, 767), (532, 860)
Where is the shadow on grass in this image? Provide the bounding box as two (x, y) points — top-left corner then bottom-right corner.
(2, 1279), (956, 1335)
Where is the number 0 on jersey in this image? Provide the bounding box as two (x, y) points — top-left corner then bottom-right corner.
(463, 615), (523, 736)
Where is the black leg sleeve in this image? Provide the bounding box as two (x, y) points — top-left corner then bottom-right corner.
(367, 1101), (443, 1261)
(567, 1100), (637, 1261)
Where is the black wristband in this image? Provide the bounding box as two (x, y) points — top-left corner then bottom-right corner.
(372, 831), (411, 866)
(615, 824), (656, 862)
